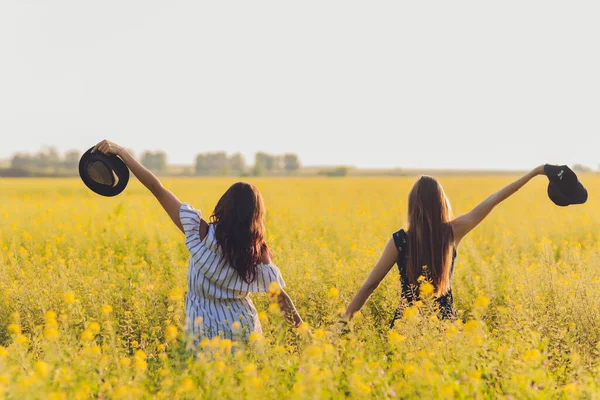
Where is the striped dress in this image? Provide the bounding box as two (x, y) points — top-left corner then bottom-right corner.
(179, 203), (286, 340)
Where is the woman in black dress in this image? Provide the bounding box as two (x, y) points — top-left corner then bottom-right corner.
(344, 166), (546, 326)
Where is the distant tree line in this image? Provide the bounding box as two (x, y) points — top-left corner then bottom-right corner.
(3, 147), (81, 176)
(194, 151), (301, 176)
(10, 147), (81, 172)
(1, 147), (302, 177)
(4, 148), (599, 178)
(140, 151), (167, 173)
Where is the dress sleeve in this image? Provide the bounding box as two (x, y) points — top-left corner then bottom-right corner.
(179, 203), (202, 249)
(246, 263), (287, 293)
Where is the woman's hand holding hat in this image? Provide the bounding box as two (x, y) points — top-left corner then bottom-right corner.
(79, 141), (130, 197)
(93, 140), (124, 157)
(534, 164), (545, 176)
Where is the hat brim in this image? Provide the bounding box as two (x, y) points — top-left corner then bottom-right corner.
(79, 147), (129, 197)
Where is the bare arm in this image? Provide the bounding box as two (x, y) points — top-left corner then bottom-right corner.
(451, 165), (545, 246)
(93, 140), (184, 233)
(278, 290), (303, 328)
(344, 237), (399, 319)
(260, 251), (303, 328)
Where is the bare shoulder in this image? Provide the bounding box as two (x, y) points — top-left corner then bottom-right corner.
(449, 218), (465, 247)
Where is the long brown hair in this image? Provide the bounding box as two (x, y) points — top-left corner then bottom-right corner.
(406, 176), (454, 296)
(210, 182), (271, 283)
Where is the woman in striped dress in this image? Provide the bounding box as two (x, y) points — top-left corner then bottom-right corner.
(93, 140), (303, 340)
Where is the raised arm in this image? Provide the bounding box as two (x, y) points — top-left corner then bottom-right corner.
(451, 165), (545, 246)
(344, 237), (399, 319)
(93, 140), (184, 233)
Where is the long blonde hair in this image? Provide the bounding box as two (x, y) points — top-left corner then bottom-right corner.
(406, 176), (454, 296)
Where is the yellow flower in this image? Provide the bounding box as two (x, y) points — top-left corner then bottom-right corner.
(249, 332), (263, 345)
(80, 330), (93, 342)
(403, 363), (417, 375)
(215, 361), (226, 373)
(243, 363), (257, 377)
(45, 310), (57, 322)
(420, 282), (434, 296)
(327, 287), (339, 298)
(403, 307), (419, 319)
(523, 349), (542, 363)
(445, 326), (459, 339)
(209, 336), (221, 348)
(268, 303), (280, 313)
(15, 334), (28, 345)
(7, 324), (21, 335)
(165, 325), (178, 342)
(358, 383), (371, 394)
(441, 384), (455, 398)
(134, 350), (147, 360)
(47, 392), (66, 400)
(562, 383), (578, 395)
(297, 322), (311, 336)
(120, 357), (131, 368)
(168, 288), (184, 302)
(231, 321), (242, 332)
(268, 281), (281, 295)
(63, 291), (76, 305)
(44, 328), (59, 340)
(258, 311), (268, 324)
(314, 328), (326, 339)
(388, 330), (406, 345)
(34, 361), (50, 377)
(220, 339), (233, 352)
(474, 296), (490, 308)
(307, 345), (323, 359)
(293, 383), (305, 394)
(178, 377), (194, 393)
(101, 305), (113, 315)
(463, 320), (479, 335)
(88, 322), (100, 333)
(134, 359), (148, 372)
(83, 345), (101, 356)
(469, 369), (482, 380)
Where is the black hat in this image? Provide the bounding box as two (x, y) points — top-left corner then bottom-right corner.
(544, 164), (588, 207)
(79, 147), (129, 197)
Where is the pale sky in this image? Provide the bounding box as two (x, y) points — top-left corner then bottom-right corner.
(1, 1), (599, 169)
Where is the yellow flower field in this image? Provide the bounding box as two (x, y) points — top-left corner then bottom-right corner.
(0, 176), (599, 399)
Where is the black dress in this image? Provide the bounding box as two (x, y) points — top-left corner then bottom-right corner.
(390, 229), (458, 328)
